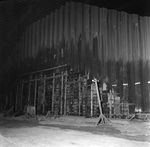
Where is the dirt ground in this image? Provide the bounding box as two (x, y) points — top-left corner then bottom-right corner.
(0, 114), (150, 147)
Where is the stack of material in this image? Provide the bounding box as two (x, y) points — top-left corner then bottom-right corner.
(53, 77), (61, 115)
(30, 82), (35, 106)
(120, 101), (129, 117)
(66, 72), (79, 115)
(102, 94), (109, 117)
(45, 79), (53, 112)
(92, 89), (98, 117)
(81, 82), (88, 116)
(114, 96), (120, 117)
(37, 81), (44, 114)
(21, 83), (28, 110)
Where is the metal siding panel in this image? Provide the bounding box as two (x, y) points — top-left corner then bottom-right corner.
(45, 15), (50, 48)
(16, 43), (19, 68)
(59, 6), (64, 65)
(91, 6), (99, 77)
(24, 28), (28, 59)
(49, 12), (54, 67)
(127, 14), (133, 62)
(59, 6), (63, 42)
(68, 2), (75, 68)
(83, 4), (90, 72)
(54, 9), (59, 66)
(37, 19), (42, 54)
(32, 22), (35, 57)
(50, 13), (54, 50)
(41, 17), (45, 49)
(144, 17), (150, 111)
(75, 2), (82, 71)
(28, 24), (32, 58)
(18, 38), (21, 69)
(64, 3), (69, 64)
(54, 9), (59, 47)
(99, 8), (108, 76)
(21, 32), (25, 61)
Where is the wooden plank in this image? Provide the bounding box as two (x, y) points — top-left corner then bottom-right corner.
(52, 72), (55, 112)
(60, 72), (64, 115)
(64, 71), (67, 115)
(34, 79), (37, 107)
(43, 75), (46, 113)
(78, 75), (81, 115)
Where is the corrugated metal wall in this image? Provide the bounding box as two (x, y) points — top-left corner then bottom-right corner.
(1, 2), (150, 111)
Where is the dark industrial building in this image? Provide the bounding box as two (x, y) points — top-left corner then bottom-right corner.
(0, 0), (150, 118)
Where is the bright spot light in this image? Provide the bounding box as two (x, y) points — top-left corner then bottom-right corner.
(135, 82), (140, 85)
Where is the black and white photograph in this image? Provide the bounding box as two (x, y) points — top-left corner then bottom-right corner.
(0, 0), (150, 146)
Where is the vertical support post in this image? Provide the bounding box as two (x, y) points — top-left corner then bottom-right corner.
(91, 84), (93, 117)
(10, 92), (12, 108)
(20, 81), (24, 110)
(60, 71), (64, 115)
(15, 85), (19, 111)
(64, 70), (67, 115)
(78, 74), (81, 116)
(6, 95), (8, 107)
(28, 82), (31, 106)
(108, 92), (112, 118)
(52, 71), (55, 112)
(43, 75), (46, 114)
(34, 79), (37, 107)
(94, 79), (102, 115)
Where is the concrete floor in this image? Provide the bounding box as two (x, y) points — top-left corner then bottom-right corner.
(0, 114), (150, 147)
